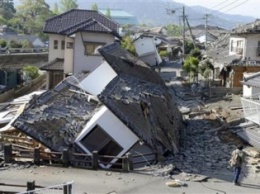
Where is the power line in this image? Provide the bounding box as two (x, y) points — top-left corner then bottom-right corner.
(209, 0), (230, 10)
(221, 0), (249, 13)
(215, 0), (249, 16)
(214, 0), (240, 12)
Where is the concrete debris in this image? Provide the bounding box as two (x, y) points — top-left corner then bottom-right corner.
(165, 179), (186, 187)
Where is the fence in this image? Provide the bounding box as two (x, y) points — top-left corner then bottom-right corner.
(18, 181), (73, 194)
(8, 48), (48, 53)
(0, 180), (73, 194)
(3, 144), (133, 172)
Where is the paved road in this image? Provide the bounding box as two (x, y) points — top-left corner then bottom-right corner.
(0, 166), (259, 194)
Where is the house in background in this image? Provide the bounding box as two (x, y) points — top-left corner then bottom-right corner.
(206, 20), (260, 87)
(133, 34), (162, 66)
(12, 42), (183, 169)
(41, 9), (120, 89)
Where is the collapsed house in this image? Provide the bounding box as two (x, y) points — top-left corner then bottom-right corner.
(12, 43), (183, 168)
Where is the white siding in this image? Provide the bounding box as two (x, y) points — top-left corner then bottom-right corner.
(64, 36), (74, 74)
(244, 34), (260, 61)
(73, 32), (115, 73)
(48, 34), (65, 62)
(75, 106), (139, 168)
(79, 61), (117, 95)
(134, 37), (162, 66)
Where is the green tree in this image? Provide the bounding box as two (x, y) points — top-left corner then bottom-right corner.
(60, 0), (78, 13)
(15, 0), (53, 37)
(121, 36), (136, 55)
(91, 3), (98, 11)
(184, 41), (195, 55)
(190, 48), (202, 60)
(53, 2), (59, 15)
(106, 8), (111, 19)
(0, 0), (16, 20)
(23, 65), (39, 80)
(183, 56), (199, 82)
(165, 24), (181, 36)
(199, 59), (214, 84)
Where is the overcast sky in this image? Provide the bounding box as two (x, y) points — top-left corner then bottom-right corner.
(173, 0), (258, 18)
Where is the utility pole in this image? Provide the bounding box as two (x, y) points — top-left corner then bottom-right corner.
(182, 6), (186, 57)
(204, 14), (211, 51)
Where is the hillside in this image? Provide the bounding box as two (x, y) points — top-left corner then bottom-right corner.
(15, 0), (255, 29)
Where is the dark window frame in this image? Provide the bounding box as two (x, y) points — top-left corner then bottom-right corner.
(53, 40), (58, 49)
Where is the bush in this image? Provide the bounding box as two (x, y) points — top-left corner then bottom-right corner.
(23, 65), (39, 80)
(159, 50), (170, 57)
(0, 39), (7, 48)
(21, 40), (33, 48)
(9, 40), (22, 48)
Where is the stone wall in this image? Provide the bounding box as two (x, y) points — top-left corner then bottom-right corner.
(0, 53), (48, 69)
(0, 74), (46, 103)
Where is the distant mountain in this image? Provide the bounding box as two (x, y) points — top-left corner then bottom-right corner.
(15, 0), (255, 29)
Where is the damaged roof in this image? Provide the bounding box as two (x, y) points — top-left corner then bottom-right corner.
(231, 19), (260, 34)
(99, 75), (181, 153)
(98, 43), (165, 85)
(241, 72), (260, 88)
(43, 9), (120, 37)
(12, 77), (102, 151)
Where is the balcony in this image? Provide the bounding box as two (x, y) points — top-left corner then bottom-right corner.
(241, 94), (260, 125)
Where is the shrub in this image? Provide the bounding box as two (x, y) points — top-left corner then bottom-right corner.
(159, 50), (170, 57)
(23, 65), (39, 80)
(0, 39), (7, 48)
(9, 40), (22, 48)
(21, 40), (33, 48)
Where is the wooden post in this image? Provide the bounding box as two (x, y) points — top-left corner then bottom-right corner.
(63, 183), (72, 194)
(27, 180), (35, 194)
(92, 151), (98, 170)
(62, 149), (69, 167)
(33, 148), (40, 165)
(126, 152), (133, 171)
(122, 156), (129, 172)
(4, 144), (12, 163)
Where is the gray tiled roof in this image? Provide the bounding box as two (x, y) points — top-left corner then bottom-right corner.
(98, 43), (165, 85)
(43, 9), (119, 37)
(99, 75), (182, 153)
(231, 19), (260, 34)
(12, 79), (102, 152)
(241, 72), (260, 87)
(40, 58), (64, 71)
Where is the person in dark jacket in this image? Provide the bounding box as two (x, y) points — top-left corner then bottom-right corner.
(230, 144), (245, 185)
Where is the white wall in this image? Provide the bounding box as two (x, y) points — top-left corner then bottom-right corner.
(48, 34), (65, 62)
(75, 106), (139, 168)
(64, 36), (74, 74)
(134, 37), (162, 66)
(244, 34), (260, 61)
(79, 61), (117, 95)
(73, 32), (115, 73)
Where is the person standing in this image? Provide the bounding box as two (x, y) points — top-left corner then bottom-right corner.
(230, 144), (245, 185)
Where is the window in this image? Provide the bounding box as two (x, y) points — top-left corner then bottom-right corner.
(84, 42), (105, 55)
(61, 40), (65, 50)
(66, 42), (74, 49)
(80, 125), (123, 163)
(53, 40), (58, 49)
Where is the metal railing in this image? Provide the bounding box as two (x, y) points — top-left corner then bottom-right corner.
(18, 181), (74, 194)
(241, 93), (260, 125)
